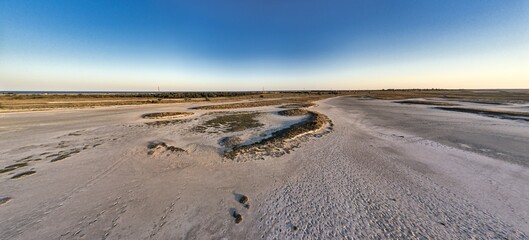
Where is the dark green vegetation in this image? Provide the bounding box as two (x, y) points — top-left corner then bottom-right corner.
(277, 109), (309, 116)
(147, 141), (185, 155)
(0, 163), (28, 174)
(142, 112), (193, 119)
(224, 111), (329, 159)
(192, 112), (263, 133)
(395, 100), (459, 106)
(435, 107), (529, 122)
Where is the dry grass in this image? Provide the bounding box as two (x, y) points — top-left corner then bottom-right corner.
(142, 112), (193, 119)
(351, 89), (529, 103)
(191, 96), (328, 110)
(278, 103), (315, 108)
(0, 96), (175, 112)
(0, 92), (338, 112)
(3, 90), (527, 112)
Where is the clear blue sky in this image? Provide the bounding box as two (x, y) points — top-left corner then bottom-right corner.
(1, 0), (528, 91)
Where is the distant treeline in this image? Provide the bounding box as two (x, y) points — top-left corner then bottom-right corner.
(1, 90), (343, 99)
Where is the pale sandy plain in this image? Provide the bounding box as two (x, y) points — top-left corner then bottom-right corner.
(1, 96), (529, 239)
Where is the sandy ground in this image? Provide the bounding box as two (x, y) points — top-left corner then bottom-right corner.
(0, 97), (528, 239)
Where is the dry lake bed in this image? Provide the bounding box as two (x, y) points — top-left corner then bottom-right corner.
(1, 95), (529, 239)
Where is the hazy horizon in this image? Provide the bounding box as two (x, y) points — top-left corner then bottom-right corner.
(1, 1), (528, 91)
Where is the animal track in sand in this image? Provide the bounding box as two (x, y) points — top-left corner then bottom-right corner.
(237, 194), (250, 209)
(233, 211), (243, 224)
(230, 193), (250, 224)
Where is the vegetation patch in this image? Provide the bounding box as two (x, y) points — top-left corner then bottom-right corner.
(49, 149), (81, 162)
(145, 119), (190, 127)
(224, 111), (330, 160)
(192, 112), (263, 133)
(191, 97), (323, 110)
(0, 162), (28, 174)
(142, 112), (193, 119)
(395, 100), (458, 106)
(458, 100), (506, 105)
(219, 136), (243, 148)
(278, 103), (315, 108)
(11, 170), (36, 179)
(353, 89), (529, 103)
(435, 107), (529, 122)
(147, 141), (186, 155)
(277, 109), (309, 116)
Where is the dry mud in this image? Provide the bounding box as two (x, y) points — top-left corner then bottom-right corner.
(0, 97), (528, 239)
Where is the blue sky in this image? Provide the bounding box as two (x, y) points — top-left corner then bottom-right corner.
(1, 0), (528, 91)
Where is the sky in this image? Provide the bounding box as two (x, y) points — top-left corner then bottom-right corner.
(1, 0), (528, 91)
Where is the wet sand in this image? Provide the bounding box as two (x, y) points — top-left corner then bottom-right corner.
(0, 97), (528, 239)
